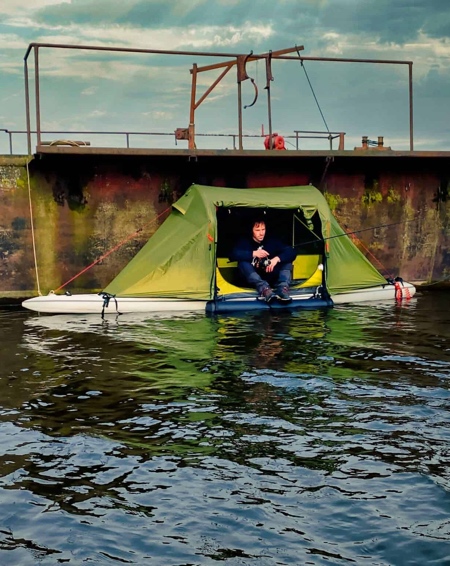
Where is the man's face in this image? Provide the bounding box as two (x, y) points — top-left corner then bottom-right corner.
(252, 222), (266, 243)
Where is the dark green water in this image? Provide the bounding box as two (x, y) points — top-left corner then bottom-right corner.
(1, 292), (449, 565)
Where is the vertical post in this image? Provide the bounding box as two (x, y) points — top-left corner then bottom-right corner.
(236, 54), (251, 151)
(265, 54), (273, 148)
(189, 64), (197, 150)
(408, 62), (414, 151)
(266, 87), (273, 148)
(8, 131), (13, 155)
(237, 81), (243, 150)
(24, 58), (32, 155)
(34, 46), (41, 147)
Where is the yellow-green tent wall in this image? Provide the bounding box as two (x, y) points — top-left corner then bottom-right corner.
(104, 184), (387, 299)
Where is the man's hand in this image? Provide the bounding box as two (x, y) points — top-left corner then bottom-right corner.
(253, 248), (270, 259)
(265, 256), (280, 272)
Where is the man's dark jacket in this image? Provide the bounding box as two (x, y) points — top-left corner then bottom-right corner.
(230, 235), (296, 264)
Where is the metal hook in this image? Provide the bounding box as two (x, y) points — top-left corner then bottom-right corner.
(244, 78), (258, 109)
(237, 50), (259, 109)
(265, 51), (274, 89)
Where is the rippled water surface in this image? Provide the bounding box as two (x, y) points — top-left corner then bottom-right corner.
(1, 292), (450, 565)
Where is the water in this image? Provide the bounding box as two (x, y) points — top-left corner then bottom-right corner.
(1, 292), (450, 565)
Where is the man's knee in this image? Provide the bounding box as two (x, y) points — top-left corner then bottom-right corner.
(279, 261), (293, 271)
(238, 261), (255, 278)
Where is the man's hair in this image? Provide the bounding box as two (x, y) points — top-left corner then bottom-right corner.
(251, 217), (266, 228)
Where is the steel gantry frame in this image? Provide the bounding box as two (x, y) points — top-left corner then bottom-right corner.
(23, 42), (414, 155)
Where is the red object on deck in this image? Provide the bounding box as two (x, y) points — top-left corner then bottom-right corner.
(264, 133), (286, 150)
(395, 280), (412, 301)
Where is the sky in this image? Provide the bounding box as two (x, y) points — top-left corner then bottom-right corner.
(0, 0), (449, 154)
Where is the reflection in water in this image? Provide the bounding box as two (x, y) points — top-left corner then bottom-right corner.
(0, 293), (450, 564)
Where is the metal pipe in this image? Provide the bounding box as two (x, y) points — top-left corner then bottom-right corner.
(280, 55), (413, 65)
(265, 55), (273, 148)
(23, 42), (267, 62)
(189, 64), (197, 150)
(194, 64), (232, 110)
(266, 87), (273, 148)
(1, 129), (13, 154)
(237, 80), (243, 150)
(34, 46), (41, 146)
(409, 63), (414, 151)
(194, 45), (304, 74)
(24, 59), (31, 155)
(294, 129), (346, 134)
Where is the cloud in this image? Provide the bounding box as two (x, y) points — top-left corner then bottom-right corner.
(314, 0), (449, 45)
(0, 91), (21, 104)
(87, 109), (107, 118)
(81, 86), (97, 95)
(0, 0), (70, 17)
(4, 1), (447, 81)
(142, 110), (174, 121)
(0, 33), (30, 74)
(53, 23), (271, 50)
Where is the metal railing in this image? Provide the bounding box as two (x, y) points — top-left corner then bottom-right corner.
(0, 128), (347, 155)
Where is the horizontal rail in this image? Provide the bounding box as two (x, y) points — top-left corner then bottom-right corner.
(23, 42), (266, 62)
(0, 129), (346, 154)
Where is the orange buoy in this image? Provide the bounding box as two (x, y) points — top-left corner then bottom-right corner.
(394, 278), (412, 301)
(274, 135), (286, 150)
(394, 280), (402, 301)
(264, 133), (286, 150)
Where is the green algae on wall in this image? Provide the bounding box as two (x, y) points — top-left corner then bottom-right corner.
(0, 161), (37, 297)
(32, 189), (60, 291)
(324, 192), (347, 213)
(361, 188), (383, 207)
(77, 198), (158, 290)
(387, 187), (401, 204)
(0, 165), (23, 191)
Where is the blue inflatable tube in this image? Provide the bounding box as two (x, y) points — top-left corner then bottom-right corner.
(206, 295), (334, 314)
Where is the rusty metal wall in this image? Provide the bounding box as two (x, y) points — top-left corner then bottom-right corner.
(0, 152), (449, 301)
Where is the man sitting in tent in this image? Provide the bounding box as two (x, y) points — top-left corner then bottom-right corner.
(230, 217), (297, 303)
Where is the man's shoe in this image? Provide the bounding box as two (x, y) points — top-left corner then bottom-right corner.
(261, 287), (275, 303)
(276, 286), (292, 302)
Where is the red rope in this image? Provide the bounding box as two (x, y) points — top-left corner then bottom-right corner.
(346, 230), (395, 279)
(54, 206), (171, 292)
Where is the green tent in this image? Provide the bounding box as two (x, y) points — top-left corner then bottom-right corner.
(104, 184), (387, 299)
